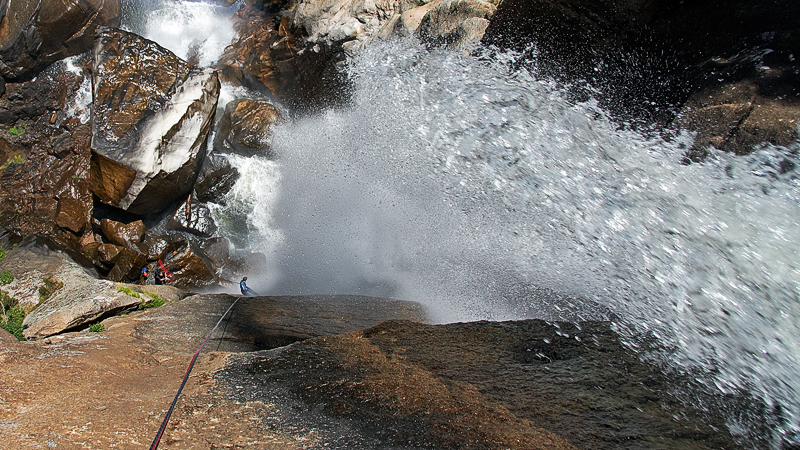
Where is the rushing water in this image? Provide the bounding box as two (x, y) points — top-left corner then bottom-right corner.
(124, 1), (800, 446)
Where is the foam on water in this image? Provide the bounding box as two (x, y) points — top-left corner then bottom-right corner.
(212, 39), (800, 444)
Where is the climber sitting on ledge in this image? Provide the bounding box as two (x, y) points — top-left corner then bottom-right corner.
(240, 277), (257, 296)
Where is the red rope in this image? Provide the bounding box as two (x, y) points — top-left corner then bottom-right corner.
(149, 295), (243, 450)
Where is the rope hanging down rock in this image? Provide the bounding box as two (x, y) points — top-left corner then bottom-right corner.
(150, 295), (243, 450)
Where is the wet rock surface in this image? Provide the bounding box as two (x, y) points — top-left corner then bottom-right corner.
(0, 291), (427, 448)
(90, 28), (220, 215)
(168, 193), (218, 238)
(0, 267), (754, 449)
(482, 0), (800, 157)
(214, 98), (282, 157)
(0, 0), (121, 81)
(217, 319), (742, 450)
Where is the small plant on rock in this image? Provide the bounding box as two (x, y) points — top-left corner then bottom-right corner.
(89, 323), (105, 333)
(38, 277), (63, 303)
(0, 270), (12, 286)
(8, 126), (24, 136)
(0, 292), (24, 341)
(117, 285), (141, 298)
(139, 292), (166, 310)
(1, 154), (23, 170)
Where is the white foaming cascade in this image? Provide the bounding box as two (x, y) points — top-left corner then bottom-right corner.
(212, 38), (800, 445)
(121, 0), (237, 67)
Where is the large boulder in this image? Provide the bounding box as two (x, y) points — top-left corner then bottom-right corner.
(214, 99), (282, 157)
(0, 246), (140, 339)
(90, 28), (220, 216)
(416, 0), (499, 50)
(163, 240), (218, 288)
(0, 0), (121, 81)
(194, 163), (240, 204)
(100, 218), (145, 247)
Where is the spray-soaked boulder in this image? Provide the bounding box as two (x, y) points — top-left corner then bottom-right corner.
(195, 164), (240, 204)
(164, 240), (217, 288)
(0, 0), (121, 81)
(214, 99), (282, 157)
(90, 28), (220, 216)
(167, 193), (217, 238)
(100, 219), (145, 247)
(417, 0), (498, 50)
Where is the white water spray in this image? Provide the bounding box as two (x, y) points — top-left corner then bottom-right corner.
(215, 39), (800, 444)
(119, 1), (800, 443)
(121, 0), (237, 67)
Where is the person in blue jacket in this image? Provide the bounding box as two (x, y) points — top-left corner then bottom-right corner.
(240, 277), (256, 296)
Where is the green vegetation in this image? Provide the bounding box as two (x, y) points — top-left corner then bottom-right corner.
(0, 291), (24, 341)
(0, 246), (6, 263)
(139, 292), (166, 310)
(1, 154), (23, 170)
(117, 285), (141, 298)
(8, 126), (24, 136)
(38, 277), (63, 303)
(89, 323), (105, 333)
(0, 270), (12, 286)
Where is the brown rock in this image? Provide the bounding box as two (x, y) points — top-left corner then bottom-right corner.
(100, 218), (145, 246)
(96, 243), (122, 264)
(214, 99), (282, 156)
(194, 164), (240, 203)
(218, 4), (300, 100)
(55, 198), (89, 234)
(196, 237), (231, 269)
(138, 233), (172, 261)
(164, 241), (217, 288)
(216, 319), (743, 449)
(677, 80), (800, 161)
(0, 0), (121, 81)
(105, 247), (147, 282)
(0, 68), (93, 254)
(418, 0), (498, 50)
(0, 60), (85, 125)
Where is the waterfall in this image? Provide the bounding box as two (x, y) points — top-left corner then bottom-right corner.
(124, 1), (800, 446)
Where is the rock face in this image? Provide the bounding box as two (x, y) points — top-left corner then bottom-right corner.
(417, 0), (499, 50)
(0, 0), (121, 81)
(90, 28), (220, 215)
(0, 61), (94, 256)
(100, 218), (145, 247)
(162, 240), (218, 288)
(194, 163), (240, 204)
(215, 319), (743, 449)
(482, 0), (800, 157)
